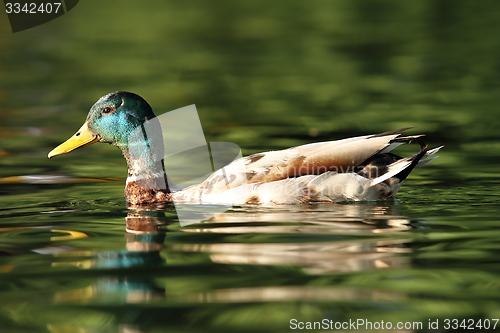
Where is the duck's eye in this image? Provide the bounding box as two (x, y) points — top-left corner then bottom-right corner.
(102, 107), (113, 114)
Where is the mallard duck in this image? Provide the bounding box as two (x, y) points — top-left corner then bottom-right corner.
(48, 91), (442, 206)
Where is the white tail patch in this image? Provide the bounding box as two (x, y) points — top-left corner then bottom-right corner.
(370, 160), (412, 186)
(416, 146), (443, 168)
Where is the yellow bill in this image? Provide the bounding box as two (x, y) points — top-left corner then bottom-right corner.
(48, 121), (99, 158)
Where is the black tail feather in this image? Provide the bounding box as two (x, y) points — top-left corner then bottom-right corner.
(391, 138), (429, 182)
(357, 137), (433, 183)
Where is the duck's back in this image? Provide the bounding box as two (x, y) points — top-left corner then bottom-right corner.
(172, 130), (441, 205)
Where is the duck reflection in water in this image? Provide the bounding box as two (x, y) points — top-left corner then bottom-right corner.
(39, 203), (418, 333)
(159, 202), (413, 275)
(58, 202), (413, 297)
(122, 202), (415, 273)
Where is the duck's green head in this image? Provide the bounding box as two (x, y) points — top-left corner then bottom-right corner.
(48, 92), (156, 158)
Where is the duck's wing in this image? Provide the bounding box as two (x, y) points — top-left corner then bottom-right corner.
(175, 172), (394, 205)
(180, 130), (411, 198)
(174, 141), (443, 205)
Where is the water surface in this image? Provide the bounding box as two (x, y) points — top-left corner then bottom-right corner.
(1, 1), (500, 332)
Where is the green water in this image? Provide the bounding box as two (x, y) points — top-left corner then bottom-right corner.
(2, 1), (500, 332)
